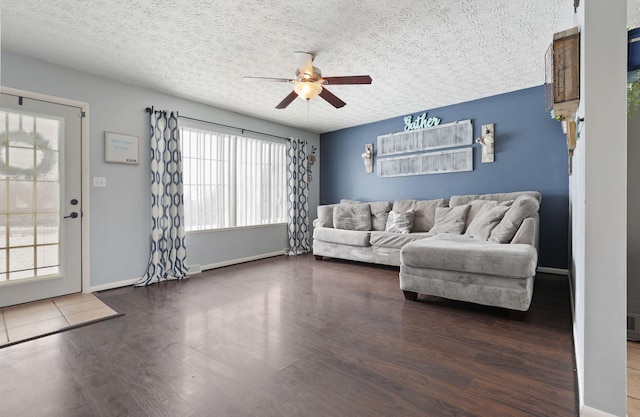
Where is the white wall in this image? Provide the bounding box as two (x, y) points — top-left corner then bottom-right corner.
(1, 51), (320, 289)
(572, 1), (627, 415)
(628, 110), (640, 336)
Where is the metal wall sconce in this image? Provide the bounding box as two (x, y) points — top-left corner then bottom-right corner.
(476, 123), (495, 163)
(361, 143), (374, 173)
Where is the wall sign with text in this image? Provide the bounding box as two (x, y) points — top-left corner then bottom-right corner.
(404, 112), (441, 131)
(105, 131), (139, 164)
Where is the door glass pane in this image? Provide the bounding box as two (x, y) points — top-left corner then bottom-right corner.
(37, 244), (58, 269)
(0, 249), (5, 273)
(0, 215), (5, 249)
(36, 150), (59, 181)
(0, 110), (62, 283)
(0, 149), (6, 179)
(8, 181), (33, 213)
(7, 113), (19, 132)
(20, 116), (34, 134)
(9, 214), (34, 247)
(36, 182), (59, 213)
(36, 214), (58, 245)
(0, 181), (6, 213)
(7, 147), (34, 176)
(9, 247), (34, 279)
(36, 118), (60, 151)
(0, 249), (5, 281)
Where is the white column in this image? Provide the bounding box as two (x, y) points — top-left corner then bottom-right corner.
(572, 0), (627, 415)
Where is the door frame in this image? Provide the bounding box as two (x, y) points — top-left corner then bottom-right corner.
(2, 86), (91, 294)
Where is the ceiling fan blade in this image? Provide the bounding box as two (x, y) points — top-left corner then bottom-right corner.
(319, 88), (346, 108)
(322, 75), (373, 85)
(243, 76), (294, 83)
(294, 51), (314, 78)
(275, 91), (299, 109)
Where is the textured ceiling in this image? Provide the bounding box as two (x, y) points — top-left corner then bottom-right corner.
(1, 1), (639, 133)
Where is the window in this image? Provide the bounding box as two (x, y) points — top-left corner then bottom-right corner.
(181, 126), (287, 231)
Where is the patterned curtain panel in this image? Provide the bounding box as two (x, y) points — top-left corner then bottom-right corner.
(135, 108), (189, 286)
(287, 138), (312, 255)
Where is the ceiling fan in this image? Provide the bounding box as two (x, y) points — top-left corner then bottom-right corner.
(242, 51), (372, 109)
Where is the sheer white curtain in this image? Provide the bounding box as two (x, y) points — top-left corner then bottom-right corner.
(136, 108), (188, 287)
(181, 127), (287, 230)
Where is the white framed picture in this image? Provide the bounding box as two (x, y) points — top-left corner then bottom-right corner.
(105, 131), (139, 164)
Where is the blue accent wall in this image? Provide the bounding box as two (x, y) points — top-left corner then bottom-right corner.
(319, 86), (569, 269)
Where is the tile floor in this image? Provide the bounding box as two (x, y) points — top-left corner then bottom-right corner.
(629, 341), (640, 415)
(0, 293), (117, 347)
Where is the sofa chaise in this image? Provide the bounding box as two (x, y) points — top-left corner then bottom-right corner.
(312, 191), (540, 319)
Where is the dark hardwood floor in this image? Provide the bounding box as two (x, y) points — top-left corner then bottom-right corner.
(0, 254), (577, 416)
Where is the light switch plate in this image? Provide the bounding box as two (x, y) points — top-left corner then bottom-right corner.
(93, 176), (107, 187)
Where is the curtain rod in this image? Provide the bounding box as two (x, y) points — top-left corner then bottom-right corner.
(145, 107), (288, 141)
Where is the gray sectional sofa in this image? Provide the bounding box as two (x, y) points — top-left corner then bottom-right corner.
(312, 191), (541, 319)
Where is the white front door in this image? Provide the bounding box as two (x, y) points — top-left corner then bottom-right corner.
(0, 93), (83, 307)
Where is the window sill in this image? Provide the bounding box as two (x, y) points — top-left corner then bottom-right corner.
(186, 222), (287, 235)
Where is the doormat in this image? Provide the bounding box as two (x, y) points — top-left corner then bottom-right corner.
(0, 293), (123, 348)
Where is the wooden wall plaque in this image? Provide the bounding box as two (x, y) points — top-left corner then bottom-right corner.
(553, 26), (580, 117)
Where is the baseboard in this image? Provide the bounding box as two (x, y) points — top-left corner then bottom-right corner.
(201, 251), (286, 271)
(580, 405), (619, 417)
(89, 277), (141, 292)
(87, 252), (286, 292)
(537, 266), (569, 275)
(568, 270), (584, 410)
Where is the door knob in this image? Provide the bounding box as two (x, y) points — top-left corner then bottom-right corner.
(64, 212), (79, 219)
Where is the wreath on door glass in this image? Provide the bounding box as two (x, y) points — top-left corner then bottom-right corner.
(0, 130), (56, 178)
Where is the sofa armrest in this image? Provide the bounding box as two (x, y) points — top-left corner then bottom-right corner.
(511, 215), (539, 249)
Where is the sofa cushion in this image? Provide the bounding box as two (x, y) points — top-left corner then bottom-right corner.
(489, 195), (540, 243)
(369, 202), (393, 231)
(429, 205), (470, 235)
(313, 227), (371, 247)
(392, 198), (447, 232)
(465, 204), (511, 241)
(338, 200), (392, 231)
(316, 204), (337, 228)
(370, 231), (433, 249)
(450, 191), (541, 207)
(333, 203), (372, 231)
(401, 234), (538, 278)
(385, 209), (414, 233)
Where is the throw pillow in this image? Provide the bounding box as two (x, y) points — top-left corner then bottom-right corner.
(462, 200), (498, 232)
(489, 196), (540, 243)
(385, 209), (415, 234)
(333, 203), (372, 231)
(430, 205), (470, 235)
(369, 201), (393, 231)
(465, 204), (511, 241)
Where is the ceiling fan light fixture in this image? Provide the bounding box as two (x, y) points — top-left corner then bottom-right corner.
(244, 52), (371, 109)
(294, 81), (323, 100)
